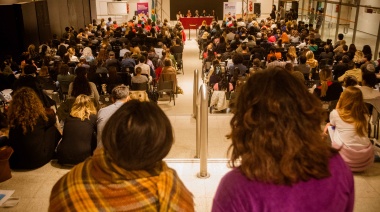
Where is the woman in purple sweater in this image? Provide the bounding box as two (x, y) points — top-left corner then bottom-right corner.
(212, 67), (354, 212)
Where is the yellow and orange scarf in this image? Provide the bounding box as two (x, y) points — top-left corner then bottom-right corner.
(49, 148), (194, 211)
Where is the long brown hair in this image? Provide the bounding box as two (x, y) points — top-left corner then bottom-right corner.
(8, 87), (47, 134)
(336, 86), (369, 137)
(228, 67), (336, 185)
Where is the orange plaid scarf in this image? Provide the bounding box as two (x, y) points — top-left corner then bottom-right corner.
(49, 148), (194, 211)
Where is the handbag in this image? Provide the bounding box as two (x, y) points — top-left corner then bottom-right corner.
(0, 146), (13, 182)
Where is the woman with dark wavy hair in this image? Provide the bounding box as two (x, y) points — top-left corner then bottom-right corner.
(8, 87), (60, 169)
(212, 68), (354, 211)
(68, 67), (99, 103)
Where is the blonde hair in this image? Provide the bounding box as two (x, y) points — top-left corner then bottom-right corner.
(288, 46), (297, 58)
(353, 50), (364, 64)
(319, 68), (332, 97)
(306, 51), (318, 68)
(70, 95), (97, 121)
(336, 86), (368, 137)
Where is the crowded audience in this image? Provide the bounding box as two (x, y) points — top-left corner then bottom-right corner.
(0, 8), (380, 211)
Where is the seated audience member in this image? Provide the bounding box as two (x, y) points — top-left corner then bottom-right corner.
(313, 68), (343, 102)
(0, 112), (9, 147)
(97, 85), (130, 148)
(333, 55), (350, 81)
(294, 55), (310, 80)
(68, 67), (99, 103)
(105, 51), (121, 72)
(324, 87), (374, 172)
(49, 100), (194, 211)
(13, 64), (55, 108)
(57, 64), (75, 85)
(266, 56), (286, 69)
(360, 72), (380, 100)
(131, 67), (149, 84)
(135, 55), (151, 78)
(338, 61), (362, 83)
(285, 63), (304, 83)
(105, 67), (123, 93)
(8, 87), (60, 169)
(266, 46), (282, 62)
(56, 95), (97, 165)
(227, 54), (248, 76)
(319, 45), (334, 61)
(121, 52), (136, 73)
(212, 68), (354, 211)
(161, 59), (177, 75)
(37, 66), (57, 92)
(305, 51), (318, 79)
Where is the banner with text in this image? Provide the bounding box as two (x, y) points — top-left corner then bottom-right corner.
(223, 2), (236, 20)
(137, 2), (149, 20)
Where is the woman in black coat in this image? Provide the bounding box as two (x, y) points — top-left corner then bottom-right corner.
(56, 94), (97, 165)
(8, 87), (61, 169)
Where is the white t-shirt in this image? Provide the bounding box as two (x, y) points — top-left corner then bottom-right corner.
(330, 109), (370, 147)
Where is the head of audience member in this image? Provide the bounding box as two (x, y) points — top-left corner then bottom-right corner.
(7, 87), (47, 134)
(232, 54), (244, 65)
(342, 45), (348, 52)
(23, 64), (37, 76)
(228, 68), (334, 185)
(269, 55), (277, 62)
(342, 55), (350, 64)
(139, 55), (146, 64)
(343, 75), (358, 88)
(338, 33), (344, 41)
(163, 58), (172, 67)
(135, 66), (143, 75)
(111, 84), (130, 103)
(362, 71), (377, 88)
(362, 45), (372, 57)
(284, 63), (294, 73)
(108, 51), (116, 59)
(70, 94), (97, 121)
(347, 61), (356, 70)
(71, 67), (91, 98)
(299, 55), (307, 65)
(102, 100), (174, 170)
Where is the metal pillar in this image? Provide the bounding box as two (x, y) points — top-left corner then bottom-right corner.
(155, 0), (162, 21)
(301, 0), (305, 22)
(334, 0), (343, 44)
(375, 21), (380, 60)
(192, 69), (199, 118)
(352, 0), (360, 44)
(242, 0), (248, 20)
(196, 84), (210, 178)
(320, 0), (328, 39)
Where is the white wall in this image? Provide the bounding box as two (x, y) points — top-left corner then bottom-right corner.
(356, 7), (380, 36)
(228, 0), (272, 19)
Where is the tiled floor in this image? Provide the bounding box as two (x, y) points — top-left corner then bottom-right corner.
(1, 31), (380, 212)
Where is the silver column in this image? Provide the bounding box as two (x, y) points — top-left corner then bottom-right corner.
(197, 84), (210, 179)
(192, 69), (199, 118)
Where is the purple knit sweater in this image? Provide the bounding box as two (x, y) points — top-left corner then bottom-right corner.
(212, 154), (354, 212)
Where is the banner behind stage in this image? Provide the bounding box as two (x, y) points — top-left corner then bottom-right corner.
(137, 2), (149, 16)
(223, 2), (236, 20)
